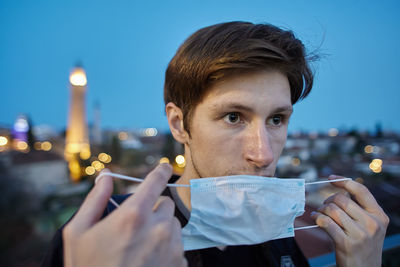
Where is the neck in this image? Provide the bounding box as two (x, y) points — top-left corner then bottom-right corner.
(175, 145), (200, 211)
(175, 171), (193, 211)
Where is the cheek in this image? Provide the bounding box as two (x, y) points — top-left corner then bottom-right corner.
(270, 129), (287, 155)
(191, 126), (242, 162)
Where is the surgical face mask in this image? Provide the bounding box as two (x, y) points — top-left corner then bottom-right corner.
(96, 173), (350, 251)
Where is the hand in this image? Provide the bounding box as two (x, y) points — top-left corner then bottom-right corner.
(63, 163), (187, 267)
(311, 175), (389, 267)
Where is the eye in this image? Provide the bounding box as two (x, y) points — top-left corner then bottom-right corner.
(223, 112), (241, 124)
(268, 115), (283, 126)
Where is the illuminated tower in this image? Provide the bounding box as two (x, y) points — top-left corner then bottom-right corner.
(65, 65), (91, 181)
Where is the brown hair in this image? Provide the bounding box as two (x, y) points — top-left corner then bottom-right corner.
(164, 21), (315, 133)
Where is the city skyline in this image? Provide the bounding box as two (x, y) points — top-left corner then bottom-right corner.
(1, 1), (400, 133)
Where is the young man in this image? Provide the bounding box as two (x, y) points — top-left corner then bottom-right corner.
(43, 21), (389, 267)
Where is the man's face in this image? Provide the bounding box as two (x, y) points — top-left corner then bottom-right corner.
(184, 70), (292, 179)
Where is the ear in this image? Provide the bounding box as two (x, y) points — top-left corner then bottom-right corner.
(166, 102), (189, 144)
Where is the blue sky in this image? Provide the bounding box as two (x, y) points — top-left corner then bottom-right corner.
(1, 0), (399, 133)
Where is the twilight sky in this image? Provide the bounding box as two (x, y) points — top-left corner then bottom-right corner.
(1, 0), (399, 133)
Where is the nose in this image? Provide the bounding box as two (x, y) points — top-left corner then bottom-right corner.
(244, 123), (274, 169)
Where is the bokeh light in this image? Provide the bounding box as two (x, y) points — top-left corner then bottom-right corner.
(16, 141), (28, 151)
(70, 68), (87, 86)
(291, 157), (301, 166)
(159, 157), (170, 164)
(92, 160), (105, 171)
(34, 142), (42, 150)
(143, 128), (158, 137)
(0, 136), (8, 146)
(328, 128), (339, 137)
(41, 141), (52, 151)
(98, 152), (112, 163)
(118, 131), (128, 140)
(175, 155), (186, 168)
(369, 158), (383, 173)
(80, 148), (91, 160)
(364, 145), (373, 154)
(85, 166), (96, 175)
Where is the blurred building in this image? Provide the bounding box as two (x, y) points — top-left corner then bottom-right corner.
(65, 65), (91, 181)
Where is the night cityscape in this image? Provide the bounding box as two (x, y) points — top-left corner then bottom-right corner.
(1, 88), (399, 265)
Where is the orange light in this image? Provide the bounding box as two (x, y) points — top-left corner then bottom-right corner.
(98, 152), (112, 163)
(85, 166), (96, 175)
(80, 148), (91, 160)
(92, 160), (104, 171)
(364, 145), (373, 154)
(16, 141), (28, 150)
(159, 157), (170, 164)
(41, 141), (52, 151)
(34, 142), (42, 150)
(291, 157), (300, 166)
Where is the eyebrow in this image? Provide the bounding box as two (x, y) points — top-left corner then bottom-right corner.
(210, 102), (293, 114)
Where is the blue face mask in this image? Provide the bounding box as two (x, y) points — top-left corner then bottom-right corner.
(96, 173), (350, 251)
(181, 175), (305, 250)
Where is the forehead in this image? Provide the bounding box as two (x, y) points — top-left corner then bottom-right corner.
(200, 70), (292, 111)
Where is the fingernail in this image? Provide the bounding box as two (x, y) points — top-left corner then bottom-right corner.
(328, 174), (340, 179)
(159, 162), (172, 170)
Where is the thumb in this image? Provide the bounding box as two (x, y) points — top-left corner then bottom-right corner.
(70, 171), (113, 233)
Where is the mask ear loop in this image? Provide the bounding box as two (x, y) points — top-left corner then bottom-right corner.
(95, 172), (191, 208)
(294, 177), (352, 231)
(96, 171), (352, 230)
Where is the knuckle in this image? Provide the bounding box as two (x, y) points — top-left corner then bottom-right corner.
(358, 229), (368, 241)
(327, 203), (339, 215)
(343, 238), (354, 253)
(152, 222), (172, 241)
(320, 203), (341, 219)
(333, 193), (348, 207)
(316, 215), (332, 228)
(382, 213), (390, 228)
(121, 206), (144, 228)
(357, 183), (369, 195)
(367, 218), (379, 233)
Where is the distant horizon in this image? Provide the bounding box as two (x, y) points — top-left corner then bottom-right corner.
(0, 118), (396, 136)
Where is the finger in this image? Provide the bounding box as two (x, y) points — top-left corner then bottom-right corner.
(318, 202), (365, 238)
(324, 193), (370, 227)
(182, 258), (188, 267)
(120, 163), (172, 216)
(153, 196), (174, 211)
(170, 217), (185, 266)
(311, 211), (346, 245)
(153, 197), (175, 221)
(70, 172), (113, 233)
(170, 217), (183, 248)
(328, 175), (381, 213)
